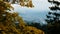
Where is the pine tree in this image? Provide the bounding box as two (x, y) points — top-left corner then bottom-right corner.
(46, 0), (60, 34)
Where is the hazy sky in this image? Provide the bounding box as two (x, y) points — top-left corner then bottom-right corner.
(12, 0), (52, 12)
(32, 0), (51, 11)
(11, 0), (54, 25)
(12, 0), (60, 12)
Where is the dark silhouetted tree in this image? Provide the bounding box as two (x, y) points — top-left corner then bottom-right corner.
(45, 0), (60, 34)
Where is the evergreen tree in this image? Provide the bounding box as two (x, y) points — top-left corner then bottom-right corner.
(46, 0), (60, 34)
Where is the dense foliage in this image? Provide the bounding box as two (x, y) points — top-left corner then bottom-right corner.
(45, 0), (60, 34)
(2, 0), (34, 8)
(0, 0), (44, 34)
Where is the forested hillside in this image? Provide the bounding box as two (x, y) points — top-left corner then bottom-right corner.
(0, 0), (44, 34)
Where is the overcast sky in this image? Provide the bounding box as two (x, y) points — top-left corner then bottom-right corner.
(32, 0), (51, 11)
(12, 0), (60, 12)
(12, 0), (52, 12)
(11, 0), (60, 25)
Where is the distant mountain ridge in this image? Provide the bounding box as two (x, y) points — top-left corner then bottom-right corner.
(19, 11), (48, 25)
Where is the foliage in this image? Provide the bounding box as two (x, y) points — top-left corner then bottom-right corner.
(27, 22), (42, 29)
(0, 0), (44, 34)
(45, 0), (60, 34)
(2, 0), (34, 8)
